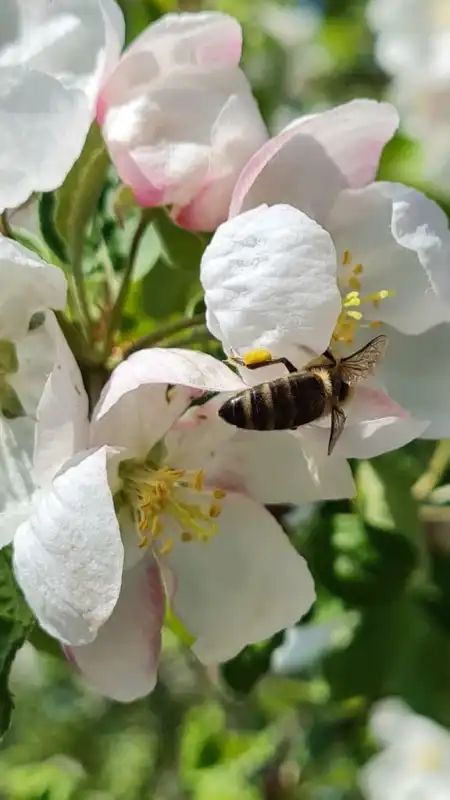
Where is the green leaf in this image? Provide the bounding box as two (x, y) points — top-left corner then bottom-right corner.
(220, 635), (283, 695)
(0, 549), (33, 738)
(141, 258), (199, 320)
(306, 507), (416, 607)
(152, 208), (204, 270)
(40, 123), (109, 269)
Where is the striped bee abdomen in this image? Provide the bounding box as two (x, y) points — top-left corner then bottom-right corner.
(218, 373), (327, 432)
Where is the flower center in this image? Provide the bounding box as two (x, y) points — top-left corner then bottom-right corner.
(120, 458), (226, 556)
(332, 249), (394, 345)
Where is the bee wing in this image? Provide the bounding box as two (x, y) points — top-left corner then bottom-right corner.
(339, 335), (388, 386)
(328, 406), (346, 455)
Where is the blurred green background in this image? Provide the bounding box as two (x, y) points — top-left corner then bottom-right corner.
(3, 0), (450, 797)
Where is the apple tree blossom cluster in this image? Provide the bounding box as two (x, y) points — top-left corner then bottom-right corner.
(1, 3), (450, 787)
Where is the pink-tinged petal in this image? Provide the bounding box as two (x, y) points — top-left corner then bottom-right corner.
(13, 446), (124, 646)
(91, 348), (244, 457)
(165, 492), (315, 664)
(99, 12), (266, 231)
(201, 203), (341, 363)
(205, 429), (355, 504)
(0, 238), (66, 341)
(33, 312), (89, 487)
(330, 182), (450, 334)
(230, 100), (398, 225)
(68, 556), (165, 702)
(305, 386), (428, 459)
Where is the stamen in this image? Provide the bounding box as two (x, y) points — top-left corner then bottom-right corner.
(121, 461), (227, 553)
(332, 252), (394, 344)
(342, 249), (351, 265)
(209, 503), (222, 518)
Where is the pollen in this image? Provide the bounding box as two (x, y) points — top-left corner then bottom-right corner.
(242, 348), (273, 366)
(120, 459), (227, 557)
(332, 251), (394, 344)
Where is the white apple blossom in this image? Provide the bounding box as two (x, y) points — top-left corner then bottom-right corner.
(367, 0), (450, 191)
(98, 12), (268, 232)
(201, 100), (450, 453)
(0, 0), (125, 211)
(360, 698), (450, 799)
(12, 347), (355, 702)
(0, 235), (87, 546)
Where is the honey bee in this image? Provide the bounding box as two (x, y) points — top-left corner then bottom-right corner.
(218, 335), (388, 455)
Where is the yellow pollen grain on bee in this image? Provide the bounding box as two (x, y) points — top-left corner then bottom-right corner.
(242, 348), (273, 366)
(193, 469), (204, 491)
(209, 503), (222, 518)
(213, 488), (226, 499)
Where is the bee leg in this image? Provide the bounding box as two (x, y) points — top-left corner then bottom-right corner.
(244, 357), (298, 374)
(322, 348), (337, 365)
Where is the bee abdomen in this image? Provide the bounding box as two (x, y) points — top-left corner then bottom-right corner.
(219, 382), (279, 430)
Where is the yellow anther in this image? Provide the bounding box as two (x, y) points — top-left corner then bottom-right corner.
(343, 293), (361, 308)
(159, 539), (174, 556)
(346, 310), (363, 321)
(242, 348), (273, 366)
(209, 503), (222, 518)
(353, 263), (363, 275)
(342, 249), (351, 265)
(213, 488), (227, 499)
(138, 517), (147, 532)
(181, 532), (193, 542)
(193, 469), (204, 491)
(151, 516), (163, 537)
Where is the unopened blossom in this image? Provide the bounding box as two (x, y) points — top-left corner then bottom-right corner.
(201, 99), (450, 450)
(12, 347), (355, 702)
(98, 12), (268, 231)
(360, 698), (450, 799)
(367, 0), (450, 190)
(0, 0), (125, 211)
(0, 235), (87, 545)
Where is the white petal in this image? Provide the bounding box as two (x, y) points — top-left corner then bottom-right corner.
(0, 238), (66, 341)
(330, 182), (450, 334)
(205, 429), (355, 504)
(0, 416), (35, 547)
(0, 0), (125, 210)
(69, 555), (165, 702)
(201, 204), (341, 362)
(377, 324), (450, 438)
(165, 492), (315, 664)
(91, 348), (244, 457)
(305, 391), (428, 459)
(13, 446), (124, 646)
(229, 100), (398, 225)
(33, 312), (89, 486)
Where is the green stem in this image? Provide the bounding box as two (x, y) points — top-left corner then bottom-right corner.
(71, 261), (92, 335)
(412, 439), (450, 501)
(103, 211), (153, 358)
(125, 312), (206, 356)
